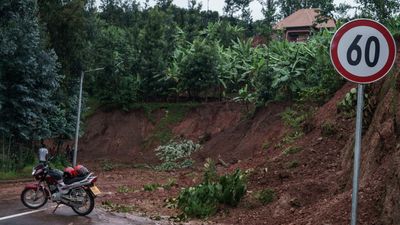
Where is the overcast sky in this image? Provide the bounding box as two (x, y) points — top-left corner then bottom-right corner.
(97, 0), (357, 20)
(141, 0), (355, 20)
(168, 0), (357, 20)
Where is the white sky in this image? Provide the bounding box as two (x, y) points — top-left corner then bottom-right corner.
(97, 0), (358, 20)
(169, 0), (357, 20)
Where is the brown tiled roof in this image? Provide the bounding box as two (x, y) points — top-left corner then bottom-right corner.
(274, 8), (336, 30)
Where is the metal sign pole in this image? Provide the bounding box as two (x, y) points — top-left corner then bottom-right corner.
(73, 71), (84, 167)
(350, 84), (364, 225)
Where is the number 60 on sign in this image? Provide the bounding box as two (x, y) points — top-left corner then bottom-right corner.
(330, 19), (396, 84)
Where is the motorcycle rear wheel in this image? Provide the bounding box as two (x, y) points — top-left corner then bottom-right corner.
(71, 188), (95, 216)
(21, 188), (48, 209)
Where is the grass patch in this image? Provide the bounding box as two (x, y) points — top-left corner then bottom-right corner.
(129, 102), (199, 124)
(256, 188), (275, 205)
(283, 146), (302, 155)
(0, 165), (33, 180)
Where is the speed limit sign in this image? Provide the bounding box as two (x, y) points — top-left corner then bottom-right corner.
(331, 19), (397, 225)
(330, 19), (396, 83)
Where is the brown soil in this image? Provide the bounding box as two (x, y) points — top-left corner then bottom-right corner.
(193, 102), (290, 164)
(79, 109), (159, 164)
(8, 45), (399, 224)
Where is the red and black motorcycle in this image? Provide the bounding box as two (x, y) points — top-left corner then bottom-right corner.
(20, 160), (100, 216)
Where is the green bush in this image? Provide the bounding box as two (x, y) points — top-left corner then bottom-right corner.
(155, 139), (200, 170)
(177, 183), (221, 218)
(170, 39), (220, 99)
(177, 168), (247, 218)
(218, 169), (247, 207)
(203, 158), (218, 184)
(50, 154), (70, 169)
(337, 88), (357, 115)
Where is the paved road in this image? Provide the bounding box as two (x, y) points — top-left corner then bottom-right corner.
(0, 197), (163, 225)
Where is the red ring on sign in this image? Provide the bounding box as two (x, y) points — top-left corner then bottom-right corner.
(330, 19), (396, 84)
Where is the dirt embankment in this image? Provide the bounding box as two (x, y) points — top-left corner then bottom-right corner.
(78, 43), (400, 225)
(79, 101), (292, 167)
(79, 103), (242, 164)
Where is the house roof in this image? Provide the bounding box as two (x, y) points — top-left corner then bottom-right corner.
(274, 8), (336, 30)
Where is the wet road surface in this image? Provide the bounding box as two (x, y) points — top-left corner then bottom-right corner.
(0, 197), (164, 225)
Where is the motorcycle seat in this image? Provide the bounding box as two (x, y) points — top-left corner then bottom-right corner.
(64, 174), (89, 185)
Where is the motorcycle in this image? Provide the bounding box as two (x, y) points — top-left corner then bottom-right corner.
(20, 159), (100, 216)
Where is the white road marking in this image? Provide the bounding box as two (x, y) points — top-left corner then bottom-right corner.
(0, 205), (63, 221)
(0, 208), (48, 221)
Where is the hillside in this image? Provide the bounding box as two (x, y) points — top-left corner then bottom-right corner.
(75, 52), (400, 225)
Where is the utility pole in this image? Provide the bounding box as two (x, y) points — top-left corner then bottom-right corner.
(72, 67), (105, 167)
(73, 71), (84, 167)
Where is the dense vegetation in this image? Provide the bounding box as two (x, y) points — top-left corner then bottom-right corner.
(177, 160), (247, 218)
(1, 0), (400, 173)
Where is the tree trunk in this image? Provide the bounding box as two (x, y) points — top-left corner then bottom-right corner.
(2, 134), (4, 171)
(7, 135), (12, 171)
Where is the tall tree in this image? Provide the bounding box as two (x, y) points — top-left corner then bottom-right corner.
(138, 7), (178, 100)
(0, 0), (62, 140)
(38, 0), (89, 77)
(184, 0), (203, 42)
(335, 3), (354, 20)
(156, 0), (173, 9)
(257, 0), (278, 41)
(356, 0), (400, 22)
(279, 0), (334, 18)
(279, 0), (301, 17)
(224, 0), (253, 23)
(38, 0), (92, 139)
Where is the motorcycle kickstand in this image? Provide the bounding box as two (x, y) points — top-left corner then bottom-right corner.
(53, 203), (61, 214)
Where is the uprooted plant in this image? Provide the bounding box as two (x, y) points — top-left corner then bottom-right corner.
(176, 159), (247, 218)
(155, 139), (201, 170)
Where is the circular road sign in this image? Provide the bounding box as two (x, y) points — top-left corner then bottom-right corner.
(330, 19), (396, 84)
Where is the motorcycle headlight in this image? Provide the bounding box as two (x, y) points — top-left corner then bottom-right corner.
(32, 169), (36, 176)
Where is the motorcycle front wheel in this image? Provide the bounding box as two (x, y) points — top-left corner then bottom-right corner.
(21, 188), (48, 209)
(71, 188), (95, 216)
